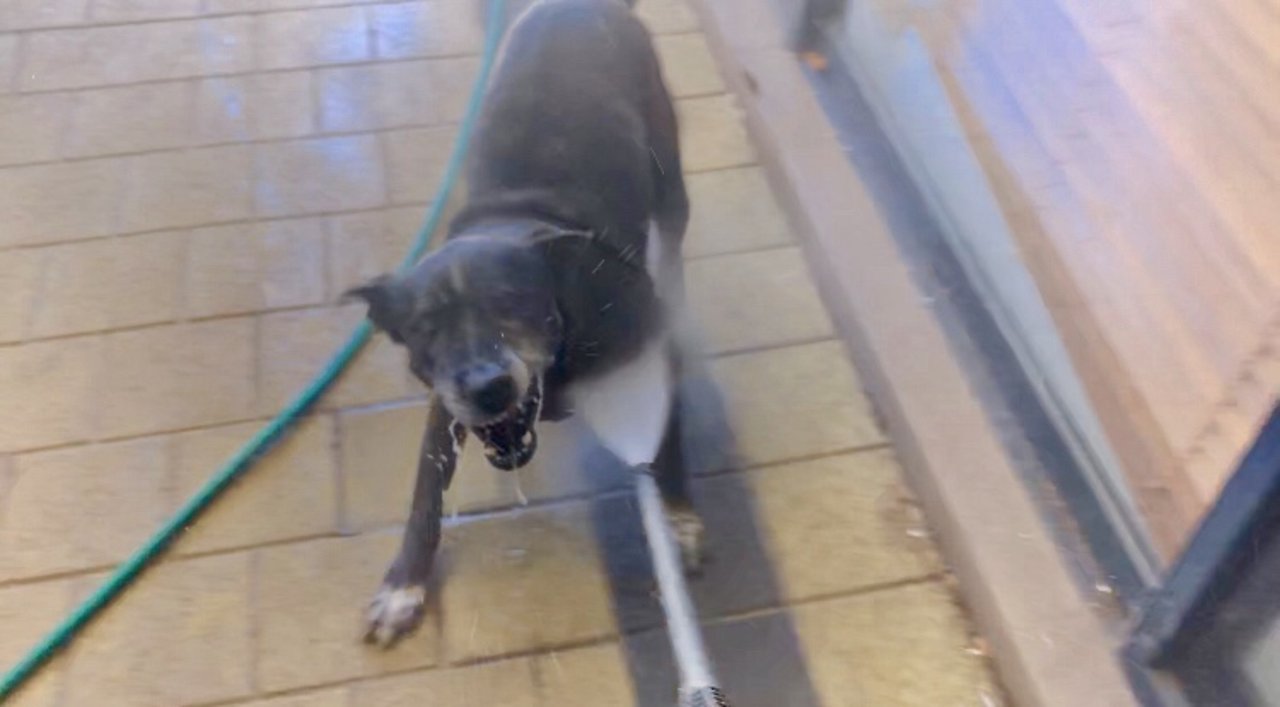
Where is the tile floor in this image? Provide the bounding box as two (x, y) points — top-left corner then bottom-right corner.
(0, 1), (999, 704)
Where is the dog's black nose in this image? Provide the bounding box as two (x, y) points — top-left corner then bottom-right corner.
(466, 369), (518, 416)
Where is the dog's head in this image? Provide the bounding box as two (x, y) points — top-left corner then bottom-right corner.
(346, 234), (564, 470)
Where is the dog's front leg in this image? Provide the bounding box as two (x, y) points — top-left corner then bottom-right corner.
(365, 397), (462, 648)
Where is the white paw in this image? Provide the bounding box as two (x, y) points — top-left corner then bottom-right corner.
(667, 508), (706, 575)
(364, 584), (427, 648)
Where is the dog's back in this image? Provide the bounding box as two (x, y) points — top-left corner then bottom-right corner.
(456, 0), (669, 242)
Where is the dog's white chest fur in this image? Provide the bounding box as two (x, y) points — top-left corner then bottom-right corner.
(569, 224), (672, 466)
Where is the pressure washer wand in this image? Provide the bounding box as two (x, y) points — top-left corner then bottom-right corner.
(634, 467), (732, 707)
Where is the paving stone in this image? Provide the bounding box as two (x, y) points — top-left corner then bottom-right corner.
(0, 94), (71, 166)
(625, 610), (823, 707)
(194, 72), (317, 143)
(0, 579), (75, 707)
(31, 230), (184, 338)
(592, 473), (785, 630)
(238, 688), (351, 707)
(98, 318), (257, 439)
(317, 57), (479, 133)
(441, 502), (616, 662)
(65, 553), (253, 706)
(185, 218), (328, 319)
(748, 451), (942, 601)
(0, 158), (127, 247)
(710, 341), (885, 468)
(448, 417), (623, 515)
(327, 207), (425, 295)
(352, 658), (538, 707)
(339, 402), (617, 531)
(382, 126), (457, 204)
(90, 0), (201, 22)
(655, 33), (724, 98)
(534, 643), (636, 707)
(0, 437), (172, 581)
(0, 336), (103, 452)
(337, 401), (429, 531)
(370, 0), (484, 60)
(64, 81), (192, 158)
(209, 0), (381, 10)
(687, 247), (834, 354)
(0, 35), (17, 93)
(257, 305), (417, 414)
(255, 6), (372, 70)
(791, 584), (998, 706)
(634, 0), (700, 34)
(171, 415), (338, 555)
(684, 166), (793, 258)
(255, 532), (441, 692)
(0, 248), (40, 343)
(21, 16), (253, 91)
(677, 94), (756, 172)
(254, 135), (387, 217)
(121, 144), (254, 232)
(0, 0), (88, 31)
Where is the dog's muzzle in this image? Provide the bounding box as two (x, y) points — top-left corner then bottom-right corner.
(471, 375), (542, 470)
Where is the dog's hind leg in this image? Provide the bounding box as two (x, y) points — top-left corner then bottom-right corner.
(365, 397), (462, 648)
(653, 364), (706, 575)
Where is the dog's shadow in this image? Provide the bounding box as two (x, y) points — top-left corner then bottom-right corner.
(584, 358), (825, 707)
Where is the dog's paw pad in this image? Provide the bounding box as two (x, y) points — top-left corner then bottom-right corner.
(364, 584), (427, 649)
(667, 508), (706, 576)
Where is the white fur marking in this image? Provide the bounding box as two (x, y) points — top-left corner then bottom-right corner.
(366, 584), (427, 646)
(572, 334), (671, 467)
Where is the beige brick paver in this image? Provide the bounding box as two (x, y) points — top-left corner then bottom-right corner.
(369, 1), (484, 60)
(63, 554), (254, 707)
(0, 580), (75, 707)
(253, 135), (387, 217)
(0, 337), (104, 452)
(171, 415), (339, 555)
(1, 437), (172, 581)
(31, 230), (184, 338)
(122, 144), (255, 232)
(195, 71), (318, 143)
(255, 533), (441, 692)
(254, 7), (372, 71)
(21, 16), (253, 91)
(98, 317), (257, 439)
(792, 584), (999, 706)
(0, 94), (70, 166)
(63, 81), (192, 158)
(185, 219), (328, 319)
(687, 246), (835, 355)
(440, 502), (617, 662)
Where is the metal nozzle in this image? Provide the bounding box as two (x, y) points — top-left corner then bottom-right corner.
(680, 686), (731, 707)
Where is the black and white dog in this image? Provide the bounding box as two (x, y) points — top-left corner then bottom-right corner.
(346, 0), (704, 647)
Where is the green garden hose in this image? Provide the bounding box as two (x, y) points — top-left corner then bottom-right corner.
(0, 0), (506, 700)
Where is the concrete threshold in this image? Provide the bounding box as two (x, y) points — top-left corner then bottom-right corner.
(680, 0), (1142, 704)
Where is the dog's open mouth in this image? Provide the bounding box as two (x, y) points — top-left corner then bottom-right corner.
(471, 376), (542, 471)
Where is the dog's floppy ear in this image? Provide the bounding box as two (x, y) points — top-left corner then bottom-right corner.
(343, 274), (413, 342)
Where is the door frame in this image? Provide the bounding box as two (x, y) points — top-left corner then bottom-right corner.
(1126, 404), (1280, 703)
